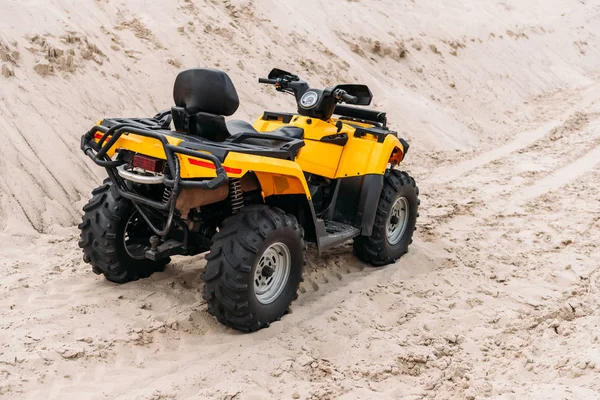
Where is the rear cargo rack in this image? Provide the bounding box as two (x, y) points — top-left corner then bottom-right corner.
(81, 116), (305, 238)
(81, 120), (230, 237)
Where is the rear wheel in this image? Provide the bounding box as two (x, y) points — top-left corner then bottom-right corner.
(353, 169), (419, 266)
(202, 205), (304, 332)
(78, 181), (169, 283)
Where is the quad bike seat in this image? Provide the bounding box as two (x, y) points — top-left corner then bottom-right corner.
(227, 119), (304, 139)
(171, 68), (304, 143)
(165, 68), (305, 160)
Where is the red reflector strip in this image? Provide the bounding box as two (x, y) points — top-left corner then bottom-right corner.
(188, 158), (242, 174)
(94, 132), (113, 143)
(132, 154), (164, 173)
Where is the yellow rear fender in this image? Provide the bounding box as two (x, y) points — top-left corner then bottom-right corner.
(92, 129), (310, 199)
(220, 152), (311, 199)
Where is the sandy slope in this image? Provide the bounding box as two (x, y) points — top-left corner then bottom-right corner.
(1, 0), (599, 399)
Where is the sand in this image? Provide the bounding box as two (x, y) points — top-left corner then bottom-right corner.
(1, 0), (599, 399)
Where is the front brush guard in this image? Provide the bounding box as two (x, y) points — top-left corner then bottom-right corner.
(81, 121), (228, 238)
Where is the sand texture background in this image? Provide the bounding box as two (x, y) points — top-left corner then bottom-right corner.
(1, 0), (599, 399)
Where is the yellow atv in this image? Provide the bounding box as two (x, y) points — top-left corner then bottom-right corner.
(79, 68), (419, 332)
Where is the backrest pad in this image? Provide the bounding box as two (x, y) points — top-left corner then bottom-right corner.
(173, 68), (239, 116)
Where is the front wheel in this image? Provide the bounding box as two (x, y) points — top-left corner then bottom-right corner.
(202, 205), (305, 332)
(353, 169), (419, 266)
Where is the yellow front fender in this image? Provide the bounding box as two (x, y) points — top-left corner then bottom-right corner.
(334, 133), (406, 178)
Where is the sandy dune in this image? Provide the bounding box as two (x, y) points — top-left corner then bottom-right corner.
(1, 0), (599, 399)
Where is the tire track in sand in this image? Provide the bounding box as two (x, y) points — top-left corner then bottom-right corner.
(509, 144), (600, 207)
(428, 83), (600, 185)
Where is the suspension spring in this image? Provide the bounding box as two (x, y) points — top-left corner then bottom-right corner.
(162, 186), (172, 204)
(229, 178), (244, 213)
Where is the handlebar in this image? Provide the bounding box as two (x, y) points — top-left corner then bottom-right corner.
(261, 72), (359, 106)
(341, 92), (358, 104)
(334, 89), (358, 104)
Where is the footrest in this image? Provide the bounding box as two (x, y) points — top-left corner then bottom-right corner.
(145, 239), (184, 261)
(318, 220), (360, 252)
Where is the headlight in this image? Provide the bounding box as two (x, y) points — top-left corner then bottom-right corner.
(300, 91), (319, 109)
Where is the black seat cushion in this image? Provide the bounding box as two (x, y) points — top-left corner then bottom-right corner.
(173, 68), (239, 116)
(226, 119), (257, 136)
(226, 119), (304, 139)
(273, 126), (304, 139)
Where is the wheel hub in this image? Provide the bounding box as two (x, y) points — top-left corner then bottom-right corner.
(254, 242), (291, 305)
(123, 211), (154, 260)
(262, 266), (274, 278)
(386, 196), (409, 245)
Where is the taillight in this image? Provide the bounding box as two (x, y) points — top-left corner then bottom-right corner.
(132, 154), (164, 173)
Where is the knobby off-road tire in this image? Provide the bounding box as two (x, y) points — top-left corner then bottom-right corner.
(78, 181), (170, 283)
(202, 205), (305, 332)
(353, 169), (419, 266)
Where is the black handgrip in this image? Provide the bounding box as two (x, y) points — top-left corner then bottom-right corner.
(165, 167), (228, 190)
(333, 88), (358, 104)
(202, 167), (228, 190)
(259, 78), (277, 84)
(342, 93), (358, 104)
(80, 128), (126, 167)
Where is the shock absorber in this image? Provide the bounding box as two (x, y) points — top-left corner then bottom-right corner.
(162, 186), (172, 204)
(229, 178), (244, 214)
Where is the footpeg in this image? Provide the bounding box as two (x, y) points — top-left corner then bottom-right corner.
(145, 239), (184, 261)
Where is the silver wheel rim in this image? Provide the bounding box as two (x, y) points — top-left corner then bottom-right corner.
(254, 242), (291, 305)
(386, 197), (409, 245)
